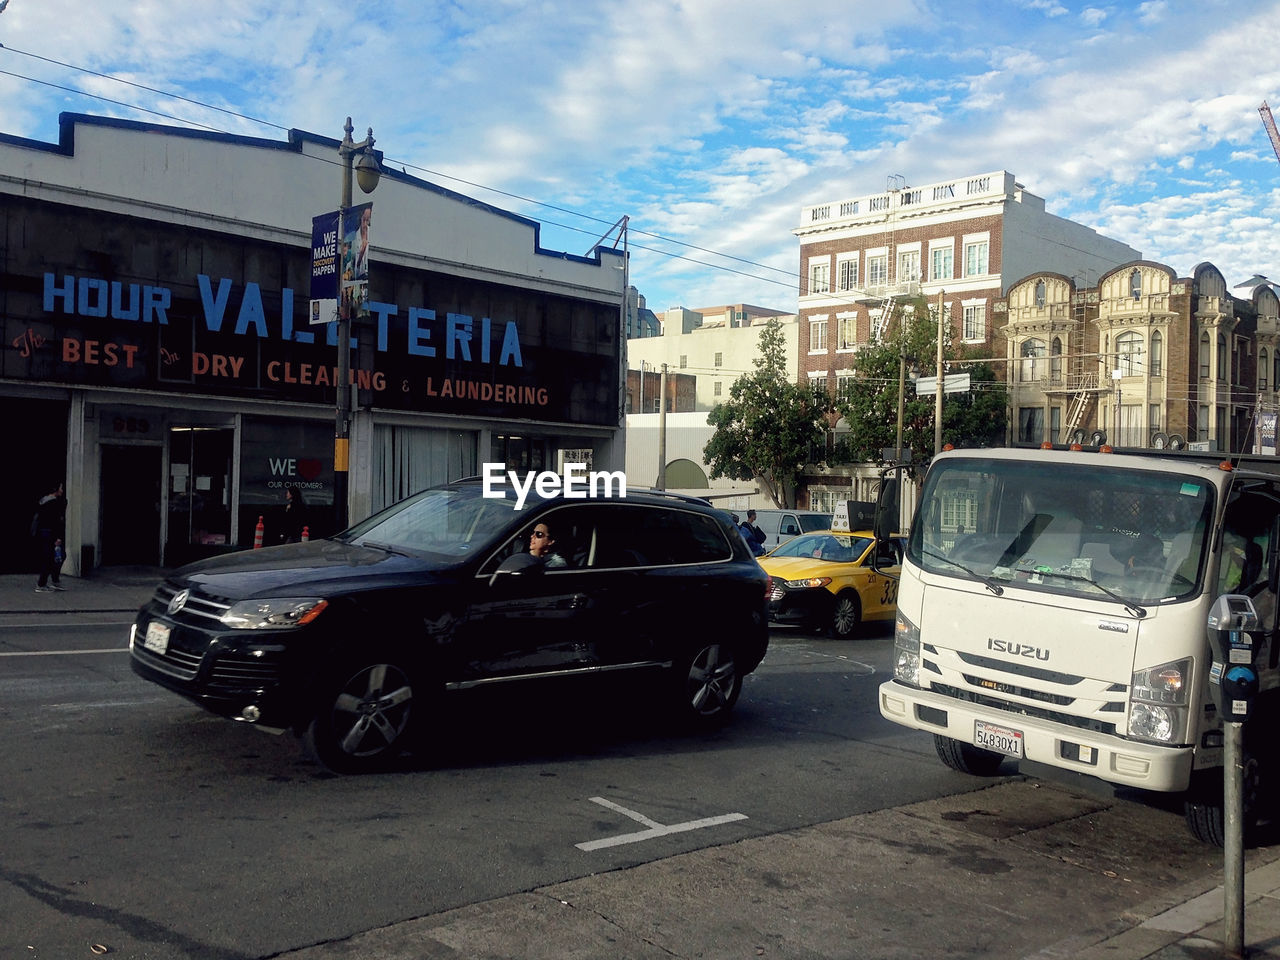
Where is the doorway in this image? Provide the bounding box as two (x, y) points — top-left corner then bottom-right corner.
(166, 427), (234, 567)
(100, 445), (163, 566)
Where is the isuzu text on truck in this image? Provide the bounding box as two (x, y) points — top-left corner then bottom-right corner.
(874, 445), (1279, 844)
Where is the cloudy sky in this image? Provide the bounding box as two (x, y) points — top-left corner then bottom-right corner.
(1, 0), (1278, 314)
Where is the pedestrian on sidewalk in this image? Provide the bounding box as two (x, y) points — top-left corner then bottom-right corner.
(32, 480), (67, 592)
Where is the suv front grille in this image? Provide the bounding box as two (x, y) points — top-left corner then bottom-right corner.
(132, 643), (202, 681)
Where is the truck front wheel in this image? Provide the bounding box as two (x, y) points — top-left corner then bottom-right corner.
(934, 734), (1007, 776)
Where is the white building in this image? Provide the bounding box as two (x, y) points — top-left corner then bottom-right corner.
(626, 310), (798, 412)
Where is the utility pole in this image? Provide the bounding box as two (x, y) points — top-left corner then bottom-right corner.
(656, 363), (668, 489)
(935, 289), (945, 455)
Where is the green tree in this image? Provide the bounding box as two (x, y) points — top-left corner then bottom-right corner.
(704, 317), (830, 507)
(835, 298), (1007, 476)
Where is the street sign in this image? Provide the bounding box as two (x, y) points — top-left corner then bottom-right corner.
(914, 373), (971, 395)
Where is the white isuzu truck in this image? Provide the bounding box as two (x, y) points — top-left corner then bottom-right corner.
(875, 445), (1280, 844)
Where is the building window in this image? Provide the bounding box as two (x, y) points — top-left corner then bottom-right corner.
(1116, 331), (1143, 377)
(1200, 332), (1211, 379)
(1050, 337), (1063, 383)
(1217, 407), (1227, 452)
(898, 250), (920, 283)
(1274, 353), (1280, 391)
(1261, 349), (1270, 391)
(1196, 405), (1210, 443)
(963, 239), (989, 277)
(1050, 406), (1062, 442)
(811, 376), (828, 395)
(1130, 269), (1142, 300)
(714, 381), (722, 397)
(714, 352), (723, 367)
(868, 254), (888, 285)
(929, 302), (953, 336)
(810, 319), (828, 352)
(1150, 403), (1162, 438)
(930, 244), (953, 280)
(1035, 280), (1046, 308)
(1151, 331), (1162, 377)
(838, 258), (858, 291)
(809, 261), (830, 294)
(962, 303), (985, 341)
(679, 355), (687, 369)
(1020, 338), (1046, 382)
(1217, 333), (1227, 380)
(1018, 407), (1045, 444)
(837, 373), (855, 400)
(837, 314), (856, 350)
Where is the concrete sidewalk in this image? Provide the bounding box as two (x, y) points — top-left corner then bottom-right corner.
(7, 564), (1280, 959)
(1, 564), (164, 614)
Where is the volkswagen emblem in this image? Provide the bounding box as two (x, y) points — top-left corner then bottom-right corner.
(167, 589), (190, 616)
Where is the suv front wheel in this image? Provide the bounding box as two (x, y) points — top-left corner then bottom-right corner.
(304, 656), (418, 773)
(672, 641), (741, 726)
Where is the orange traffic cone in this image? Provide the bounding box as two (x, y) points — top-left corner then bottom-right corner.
(254, 515), (265, 549)
(301, 525), (310, 542)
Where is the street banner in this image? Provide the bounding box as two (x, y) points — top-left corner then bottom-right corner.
(341, 202), (373, 321)
(309, 210), (339, 324)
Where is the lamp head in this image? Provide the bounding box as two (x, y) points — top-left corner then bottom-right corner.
(355, 148), (381, 194)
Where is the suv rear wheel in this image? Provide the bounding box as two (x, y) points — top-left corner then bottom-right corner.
(672, 641), (741, 726)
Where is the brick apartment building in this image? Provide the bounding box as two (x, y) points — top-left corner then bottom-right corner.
(791, 170), (1141, 511)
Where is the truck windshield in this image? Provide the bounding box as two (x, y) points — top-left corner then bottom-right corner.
(909, 458), (1214, 605)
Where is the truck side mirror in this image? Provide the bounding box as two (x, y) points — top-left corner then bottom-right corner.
(874, 470), (900, 541)
(1206, 594), (1261, 721)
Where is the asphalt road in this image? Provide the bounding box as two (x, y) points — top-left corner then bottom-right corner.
(0, 615), (1244, 960)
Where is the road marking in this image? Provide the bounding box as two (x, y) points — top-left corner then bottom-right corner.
(0, 648), (127, 657)
(576, 796), (748, 851)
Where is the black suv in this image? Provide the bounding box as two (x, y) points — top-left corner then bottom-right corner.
(130, 480), (770, 772)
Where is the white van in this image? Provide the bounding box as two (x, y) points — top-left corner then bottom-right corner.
(753, 509), (833, 550)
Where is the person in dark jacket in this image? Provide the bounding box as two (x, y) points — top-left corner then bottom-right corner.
(33, 481), (67, 592)
(280, 485), (308, 543)
(739, 509), (766, 557)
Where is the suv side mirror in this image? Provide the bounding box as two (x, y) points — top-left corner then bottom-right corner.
(489, 551), (544, 586)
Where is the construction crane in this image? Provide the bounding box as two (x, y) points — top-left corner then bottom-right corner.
(1261, 101), (1280, 164)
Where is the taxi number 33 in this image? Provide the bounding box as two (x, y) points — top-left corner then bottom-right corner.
(879, 578), (898, 606)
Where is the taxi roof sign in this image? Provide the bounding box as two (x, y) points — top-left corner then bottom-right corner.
(832, 501), (850, 533)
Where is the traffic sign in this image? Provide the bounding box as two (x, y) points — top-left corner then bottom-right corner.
(914, 373), (971, 395)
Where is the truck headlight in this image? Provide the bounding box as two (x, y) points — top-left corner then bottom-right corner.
(219, 598), (328, 630)
(893, 612), (921, 686)
(1128, 657), (1191, 744)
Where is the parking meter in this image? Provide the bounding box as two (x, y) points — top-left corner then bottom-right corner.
(1206, 594), (1262, 721)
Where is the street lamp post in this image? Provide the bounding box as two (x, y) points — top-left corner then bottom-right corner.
(333, 117), (380, 531)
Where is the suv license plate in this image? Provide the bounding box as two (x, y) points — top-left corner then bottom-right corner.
(975, 720), (1023, 758)
(144, 622), (171, 655)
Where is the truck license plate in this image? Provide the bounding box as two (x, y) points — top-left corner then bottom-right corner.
(975, 720), (1023, 758)
(143, 621), (170, 655)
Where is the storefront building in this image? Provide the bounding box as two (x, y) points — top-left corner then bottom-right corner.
(0, 115), (625, 573)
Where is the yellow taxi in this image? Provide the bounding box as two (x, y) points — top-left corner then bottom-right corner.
(759, 528), (903, 638)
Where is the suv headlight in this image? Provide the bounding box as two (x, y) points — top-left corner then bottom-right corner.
(1128, 657), (1192, 744)
(893, 612), (921, 686)
(219, 598), (328, 630)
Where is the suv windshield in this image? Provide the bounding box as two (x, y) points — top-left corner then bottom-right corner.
(337, 483), (522, 563)
(910, 458), (1215, 605)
